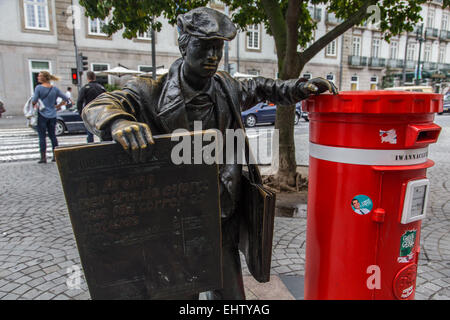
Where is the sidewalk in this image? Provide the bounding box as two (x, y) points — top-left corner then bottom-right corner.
(0, 118), (449, 300)
(0, 115), (28, 129)
(1, 159), (449, 300)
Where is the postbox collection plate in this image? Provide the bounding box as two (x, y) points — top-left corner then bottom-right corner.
(401, 178), (430, 224)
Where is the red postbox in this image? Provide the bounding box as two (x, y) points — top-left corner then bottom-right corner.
(303, 91), (443, 300)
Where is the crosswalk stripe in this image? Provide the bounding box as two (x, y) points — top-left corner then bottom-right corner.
(0, 129), (97, 163)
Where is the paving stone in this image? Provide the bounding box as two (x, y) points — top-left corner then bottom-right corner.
(13, 284), (32, 295)
(423, 282), (443, 292)
(0, 282), (21, 292)
(35, 292), (56, 300)
(2, 293), (19, 300)
(15, 275), (33, 285)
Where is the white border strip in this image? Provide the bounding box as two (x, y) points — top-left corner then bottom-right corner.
(309, 143), (428, 166)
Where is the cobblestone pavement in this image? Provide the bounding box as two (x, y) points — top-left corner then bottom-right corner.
(0, 116), (449, 300)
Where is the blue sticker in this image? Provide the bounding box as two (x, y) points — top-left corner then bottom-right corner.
(351, 195), (373, 215)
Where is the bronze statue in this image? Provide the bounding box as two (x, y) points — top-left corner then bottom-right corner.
(82, 7), (337, 300)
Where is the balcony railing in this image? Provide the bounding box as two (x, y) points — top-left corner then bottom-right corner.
(426, 27), (439, 38)
(369, 57), (386, 68)
(387, 59), (404, 69)
(348, 56), (368, 67)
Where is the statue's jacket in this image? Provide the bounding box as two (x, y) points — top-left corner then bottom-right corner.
(82, 58), (306, 242)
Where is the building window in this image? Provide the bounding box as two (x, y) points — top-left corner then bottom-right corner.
(137, 29), (152, 40)
(24, 0), (49, 30)
(89, 18), (107, 36)
(407, 43), (416, 61)
(92, 63), (109, 86)
(390, 41), (398, 59)
(307, 6), (322, 21)
(29, 60), (51, 94)
(442, 14), (448, 31)
(438, 46), (446, 63)
(370, 76), (378, 90)
(326, 39), (337, 57)
(246, 69), (260, 76)
(427, 9), (435, 29)
(246, 24), (260, 50)
(371, 38), (380, 58)
(424, 43), (431, 62)
(352, 36), (361, 56)
(350, 75), (359, 91)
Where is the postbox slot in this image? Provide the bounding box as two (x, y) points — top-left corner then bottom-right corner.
(416, 130), (439, 143)
(405, 124), (441, 147)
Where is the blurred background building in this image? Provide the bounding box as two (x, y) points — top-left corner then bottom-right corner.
(0, 0), (449, 115)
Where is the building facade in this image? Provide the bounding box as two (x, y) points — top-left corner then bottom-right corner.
(0, 0), (449, 115)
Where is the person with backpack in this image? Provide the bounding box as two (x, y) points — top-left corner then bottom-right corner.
(77, 71), (106, 143)
(32, 71), (70, 163)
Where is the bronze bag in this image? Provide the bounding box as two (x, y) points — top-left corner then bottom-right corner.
(238, 164), (276, 283)
(228, 100), (276, 283)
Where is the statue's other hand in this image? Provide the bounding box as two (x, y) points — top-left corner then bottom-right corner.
(111, 119), (154, 162)
(300, 77), (339, 96)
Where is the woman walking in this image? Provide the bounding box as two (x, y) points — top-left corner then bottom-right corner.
(32, 71), (70, 163)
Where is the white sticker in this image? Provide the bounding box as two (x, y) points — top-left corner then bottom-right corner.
(401, 285), (414, 299)
(380, 129), (397, 144)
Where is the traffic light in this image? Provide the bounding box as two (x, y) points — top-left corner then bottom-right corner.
(71, 68), (78, 85)
(77, 52), (88, 75)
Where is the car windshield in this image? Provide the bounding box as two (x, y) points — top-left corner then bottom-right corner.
(444, 94), (450, 102)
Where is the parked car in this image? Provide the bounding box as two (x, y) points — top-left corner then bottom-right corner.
(441, 93), (450, 114)
(55, 107), (87, 136)
(241, 101), (308, 127)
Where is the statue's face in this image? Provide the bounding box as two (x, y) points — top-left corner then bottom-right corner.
(182, 37), (224, 78)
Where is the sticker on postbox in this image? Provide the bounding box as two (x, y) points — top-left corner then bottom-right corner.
(351, 195), (373, 215)
(393, 264), (418, 300)
(398, 230), (417, 263)
(380, 129), (397, 144)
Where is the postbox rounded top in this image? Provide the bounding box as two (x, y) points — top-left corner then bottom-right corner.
(304, 91), (443, 114)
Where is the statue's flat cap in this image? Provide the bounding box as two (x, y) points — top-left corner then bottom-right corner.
(177, 7), (237, 41)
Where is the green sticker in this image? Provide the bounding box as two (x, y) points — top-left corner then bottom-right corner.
(399, 230), (417, 261)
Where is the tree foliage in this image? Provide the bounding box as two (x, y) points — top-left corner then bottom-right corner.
(80, 0), (448, 77)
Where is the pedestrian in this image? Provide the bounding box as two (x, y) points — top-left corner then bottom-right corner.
(65, 87), (74, 108)
(82, 7), (337, 300)
(77, 71), (106, 143)
(32, 71), (70, 163)
(0, 96), (5, 118)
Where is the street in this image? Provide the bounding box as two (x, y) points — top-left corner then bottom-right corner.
(0, 115), (449, 299)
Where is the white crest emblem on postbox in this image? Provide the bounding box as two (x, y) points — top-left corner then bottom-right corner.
(379, 129), (397, 144)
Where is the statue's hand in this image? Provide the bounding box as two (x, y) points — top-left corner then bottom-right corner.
(299, 77), (339, 97)
(111, 119), (154, 162)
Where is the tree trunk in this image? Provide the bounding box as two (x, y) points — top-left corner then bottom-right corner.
(274, 104), (297, 188)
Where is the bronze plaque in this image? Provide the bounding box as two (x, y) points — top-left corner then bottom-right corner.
(55, 132), (222, 299)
